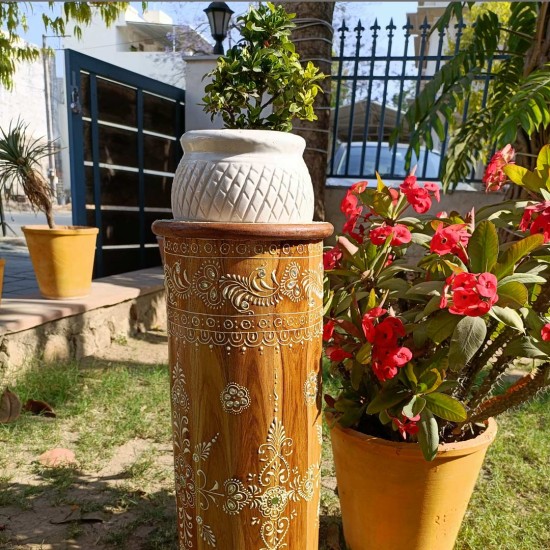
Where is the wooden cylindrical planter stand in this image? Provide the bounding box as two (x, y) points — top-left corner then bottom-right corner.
(152, 221), (333, 550)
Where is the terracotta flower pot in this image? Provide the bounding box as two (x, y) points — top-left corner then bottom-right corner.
(330, 418), (497, 550)
(171, 129), (314, 223)
(22, 225), (98, 299)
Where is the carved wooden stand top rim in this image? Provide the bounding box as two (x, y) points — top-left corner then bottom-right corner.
(152, 220), (334, 240)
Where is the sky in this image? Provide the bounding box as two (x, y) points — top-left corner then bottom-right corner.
(17, 1), (418, 54)
(12, 0), (418, 96)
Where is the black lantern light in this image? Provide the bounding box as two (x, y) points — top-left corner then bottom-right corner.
(204, 2), (234, 55)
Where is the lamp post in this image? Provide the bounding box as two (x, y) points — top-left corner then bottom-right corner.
(204, 2), (234, 54)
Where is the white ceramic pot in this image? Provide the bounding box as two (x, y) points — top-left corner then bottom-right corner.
(171, 129), (314, 223)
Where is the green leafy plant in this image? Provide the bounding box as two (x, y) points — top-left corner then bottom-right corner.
(202, 2), (325, 132)
(393, 2), (550, 189)
(0, 119), (55, 228)
(324, 146), (550, 460)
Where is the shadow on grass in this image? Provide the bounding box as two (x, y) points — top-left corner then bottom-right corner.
(1, 358), (175, 548)
(129, 331), (168, 346)
(5, 358), (169, 411)
(319, 514), (345, 550)
(1, 475), (344, 549)
(0, 473), (177, 549)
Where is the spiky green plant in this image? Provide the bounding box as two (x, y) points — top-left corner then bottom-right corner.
(0, 119), (54, 228)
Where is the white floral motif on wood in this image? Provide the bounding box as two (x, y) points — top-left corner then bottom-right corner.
(165, 261), (225, 309)
(303, 371), (319, 407)
(171, 354), (319, 550)
(172, 354), (219, 548)
(165, 255), (323, 350)
(164, 239), (322, 258)
(220, 262), (323, 313)
(220, 383), (251, 415)
(165, 260), (322, 316)
(316, 425), (323, 445)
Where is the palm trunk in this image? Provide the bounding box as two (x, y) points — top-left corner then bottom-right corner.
(283, 2), (335, 221)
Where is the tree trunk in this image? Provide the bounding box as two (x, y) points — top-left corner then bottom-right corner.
(283, 2), (335, 221)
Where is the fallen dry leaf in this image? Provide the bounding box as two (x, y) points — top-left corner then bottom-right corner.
(50, 509), (104, 525)
(23, 399), (56, 418)
(0, 388), (21, 423)
(39, 448), (78, 468)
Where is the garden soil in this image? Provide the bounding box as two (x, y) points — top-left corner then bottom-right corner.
(0, 331), (343, 550)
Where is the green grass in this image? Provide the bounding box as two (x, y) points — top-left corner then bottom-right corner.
(1, 359), (548, 549)
(456, 394), (550, 549)
(321, 366), (550, 550)
(1, 360), (172, 469)
(0, 359), (176, 549)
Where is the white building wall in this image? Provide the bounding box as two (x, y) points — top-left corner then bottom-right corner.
(0, 54), (50, 196)
(182, 56), (222, 132)
(0, 57), (48, 144)
(62, 7), (185, 88)
(57, 6), (189, 196)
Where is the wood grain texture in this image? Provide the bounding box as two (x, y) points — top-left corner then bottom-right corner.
(157, 222), (330, 550)
(152, 220), (333, 241)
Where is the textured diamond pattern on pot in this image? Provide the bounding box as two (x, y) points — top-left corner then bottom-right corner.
(172, 160), (314, 222)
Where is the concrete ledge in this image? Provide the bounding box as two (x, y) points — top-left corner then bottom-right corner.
(0, 267), (164, 335)
(0, 267), (167, 382)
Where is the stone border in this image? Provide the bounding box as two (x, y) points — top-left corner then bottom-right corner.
(0, 267), (166, 382)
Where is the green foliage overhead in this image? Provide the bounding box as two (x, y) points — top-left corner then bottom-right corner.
(202, 2), (326, 132)
(393, 2), (550, 189)
(0, 2), (136, 89)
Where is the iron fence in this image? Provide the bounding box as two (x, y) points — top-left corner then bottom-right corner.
(328, 16), (508, 186)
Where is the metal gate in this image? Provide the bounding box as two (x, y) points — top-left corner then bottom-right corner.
(65, 50), (185, 277)
(328, 17), (507, 185)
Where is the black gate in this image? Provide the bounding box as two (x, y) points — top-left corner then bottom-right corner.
(65, 50), (185, 277)
(328, 17), (508, 184)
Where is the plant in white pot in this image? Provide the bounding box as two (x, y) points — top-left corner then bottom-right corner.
(0, 120), (98, 299)
(171, 2), (325, 223)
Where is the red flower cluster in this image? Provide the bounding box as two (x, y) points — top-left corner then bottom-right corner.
(541, 323), (550, 342)
(323, 246), (343, 270)
(369, 223), (412, 246)
(483, 144), (515, 192)
(325, 347), (352, 363)
(362, 310), (412, 382)
(323, 319), (336, 341)
(519, 201), (550, 242)
(340, 181), (369, 242)
(400, 173), (440, 214)
(440, 272), (499, 317)
(392, 413), (421, 440)
(430, 223), (470, 263)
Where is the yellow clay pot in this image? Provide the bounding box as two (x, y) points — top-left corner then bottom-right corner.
(22, 225), (98, 299)
(330, 417), (497, 550)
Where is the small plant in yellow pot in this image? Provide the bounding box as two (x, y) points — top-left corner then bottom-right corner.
(324, 146), (550, 550)
(0, 120), (98, 299)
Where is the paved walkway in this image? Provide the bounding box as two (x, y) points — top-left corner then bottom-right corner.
(0, 238), (39, 297)
(0, 237), (166, 334)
